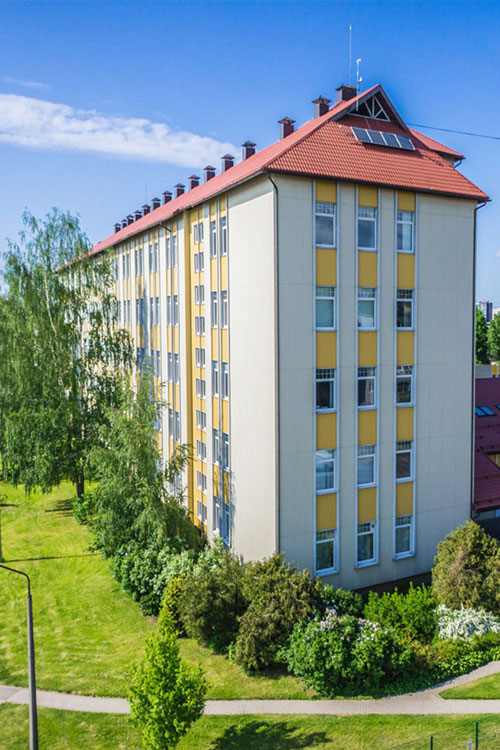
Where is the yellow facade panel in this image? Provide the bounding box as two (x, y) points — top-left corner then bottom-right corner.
(210, 200), (216, 219)
(213, 465), (219, 495)
(316, 412), (337, 450)
(358, 251), (378, 286)
(397, 331), (414, 365)
(398, 191), (416, 212)
(223, 470), (230, 501)
(156, 327), (160, 349)
(174, 327), (179, 352)
(316, 248), (337, 285)
(316, 180), (336, 203)
(220, 254), (228, 286)
(222, 399), (229, 432)
(154, 271), (159, 294)
(221, 330), (229, 361)
(212, 399), (219, 428)
(358, 487), (377, 523)
(211, 258), (217, 289)
(316, 331), (337, 368)
(396, 482), (414, 515)
(358, 186), (378, 207)
(316, 493), (337, 530)
(173, 271), (178, 295)
(396, 407), (414, 441)
(220, 194), (226, 212)
(397, 253), (415, 288)
(358, 331), (377, 366)
(175, 385), (180, 405)
(358, 410), (377, 445)
(211, 329), (218, 355)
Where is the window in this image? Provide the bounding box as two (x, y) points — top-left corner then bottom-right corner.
(211, 292), (218, 328)
(357, 206), (377, 250)
(396, 440), (413, 480)
(195, 316), (205, 335)
(149, 297), (154, 325)
(315, 449), (336, 492)
(395, 514), (413, 556)
(357, 444), (376, 486)
(194, 253), (199, 272)
(166, 236), (171, 268)
(167, 353), (173, 381)
(221, 362), (229, 399)
(155, 297), (160, 325)
(358, 287), (376, 329)
(156, 350), (161, 378)
(195, 347), (206, 367)
(168, 408), (173, 436)
(316, 528), (336, 572)
(198, 251), (204, 271)
(221, 291), (228, 328)
(173, 295), (179, 326)
(220, 216), (227, 255)
(196, 409), (206, 430)
(396, 365), (413, 405)
(397, 210), (415, 252)
(198, 222), (204, 242)
(196, 471), (207, 492)
(222, 433), (229, 469)
(315, 286), (336, 330)
(154, 242), (158, 271)
(315, 201), (336, 246)
(357, 521), (376, 564)
(213, 429), (220, 463)
(210, 220), (217, 258)
(212, 360), (219, 395)
(172, 235), (178, 267)
(196, 378), (206, 398)
(194, 285), (205, 304)
(148, 243), (153, 271)
(213, 497), (230, 543)
(316, 368), (335, 411)
(175, 411), (180, 441)
(193, 224), (199, 244)
(358, 367), (376, 408)
(166, 296), (172, 325)
(396, 289), (414, 329)
(196, 500), (208, 523)
(196, 440), (207, 461)
(174, 354), (179, 384)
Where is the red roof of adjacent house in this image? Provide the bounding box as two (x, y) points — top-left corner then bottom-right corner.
(90, 84), (488, 257)
(474, 378), (500, 512)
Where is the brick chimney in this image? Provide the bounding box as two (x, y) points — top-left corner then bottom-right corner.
(126, 214), (134, 225)
(151, 198), (161, 210)
(312, 96), (331, 117)
(121, 219), (128, 229)
(162, 191), (172, 205)
(134, 210), (142, 221)
(336, 84), (357, 102)
(204, 165), (216, 182)
(142, 204), (150, 216)
(221, 154), (234, 172)
(114, 223), (121, 233)
(279, 117), (295, 139)
(189, 175), (200, 190)
(242, 140), (256, 160)
(175, 183), (185, 198)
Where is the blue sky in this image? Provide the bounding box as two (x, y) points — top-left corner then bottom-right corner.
(0, 0), (499, 302)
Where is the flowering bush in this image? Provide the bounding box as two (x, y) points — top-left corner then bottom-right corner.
(437, 604), (500, 640)
(284, 609), (413, 696)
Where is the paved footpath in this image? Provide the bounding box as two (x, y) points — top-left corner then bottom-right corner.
(2, 661), (500, 716)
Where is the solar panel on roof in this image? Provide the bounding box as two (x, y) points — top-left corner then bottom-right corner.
(368, 130), (385, 145)
(352, 127), (373, 144)
(396, 134), (415, 151)
(351, 127), (415, 151)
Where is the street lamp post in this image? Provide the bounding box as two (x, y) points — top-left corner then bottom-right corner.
(0, 563), (38, 750)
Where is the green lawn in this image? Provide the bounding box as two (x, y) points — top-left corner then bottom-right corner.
(440, 671), (500, 700)
(1, 707), (499, 750)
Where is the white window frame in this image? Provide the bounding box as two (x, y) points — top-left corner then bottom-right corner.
(220, 216), (227, 256)
(315, 286), (336, 331)
(221, 362), (229, 400)
(396, 289), (414, 330)
(166, 236), (171, 268)
(396, 365), (414, 406)
(173, 295), (179, 326)
(168, 408), (173, 436)
(357, 287), (377, 330)
(357, 444), (377, 487)
(357, 366), (377, 409)
(210, 220), (217, 258)
(396, 440), (413, 482)
(167, 353), (173, 382)
(174, 411), (180, 442)
(172, 235), (178, 267)
(395, 514), (414, 558)
(222, 432), (229, 469)
(213, 429), (220, 464)
(193, 224), (199, 244)
(166, 296), (172, 325)
(315, 527), (337, 575)
(315, 449), (336, 493)
(357, 521), (377, 566)
(221, 291), (228, 328)
(212, 360), (219, 395)
(211, 292), (218, 328)
(315, 200), (336, 247)
(316, 368), (336, 412)
(195, 378), (206, 399)
(174, 354), (179, 384)
(357, 205), (377, 251)
(396, 210), (415, 253)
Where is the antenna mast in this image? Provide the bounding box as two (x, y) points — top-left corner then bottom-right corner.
(349, 25), (352, 87)
(356, 58), (363, 111)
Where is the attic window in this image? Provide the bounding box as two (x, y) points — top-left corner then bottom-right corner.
(354, 95), (390, 120)
(352, 127), (415, 151)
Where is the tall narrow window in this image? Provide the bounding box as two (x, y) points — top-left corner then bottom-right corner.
(154, 242), (158, 271)
(173, 295), (179, 326)
(358, 287), (377, 329)
(396, 289), (414, 328)
(174, 354), (179, 384)
(396, 440), (413, 480)
(168, 408), (173, 436)
(222, 433), (229, 469)
(156, 351), (161, 378)
(166, 296), (172, 325)
(212, 360), (219, 395)
(357, 522), (376, 564)
(167, 353), (173, 381)
(315, 449), (336, 492)
(396, 365), (413, 405)
(396, 210), (415, 252)
(220, 216), (227, 255)
(148, 243), (153, 271)
(357, 444), (376, 486)
(149, 297), (154, 325)
(358, 367), (376, 408)
(166, 236), (171, 268)
(316, 528), (336, 572)
(395, 514), (413, 556)
(315, 286), (336, 330)
(221, 362), (229, 399)
(155, 297), (160, 325)
(210, 220), (217, 258)
(357, 206), (377, 250)
(211, 292), (218, 328)
(315, 201), (336, 246)
(172, 235), (178, 267)
(175, 411), (180, 441)
(193, 224), (199, 244)
(213, 429), (220, 463)
(221, 291), (228, 328)
(316, 368), (335, 411)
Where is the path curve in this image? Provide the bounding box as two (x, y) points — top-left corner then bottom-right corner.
(2, 660), (500, 716)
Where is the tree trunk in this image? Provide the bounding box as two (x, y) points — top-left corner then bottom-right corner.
(75, 468), (85, 499)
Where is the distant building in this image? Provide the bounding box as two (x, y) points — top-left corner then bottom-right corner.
(477, 299), (493, 322)
(474, 378), (500, 518)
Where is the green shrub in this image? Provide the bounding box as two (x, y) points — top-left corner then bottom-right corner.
(363, 583), (437, 643)
(233, 554), (325, 672)
(322, 586), (364, 617)
(159, 576), (187, 636)
(72, 489), (96, 526)
(129, 616), (206, 750)
(432, 520), (500, 614)
(179, 545), (246, 652)
(284, 610), (413, 696)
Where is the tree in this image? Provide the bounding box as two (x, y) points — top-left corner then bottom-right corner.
(488, 312), (500, 361)
(0, 209), (132, 497)
(476, 306), (490, 364)
(129, 616), (206, 750)
(86, 369), (201, 557)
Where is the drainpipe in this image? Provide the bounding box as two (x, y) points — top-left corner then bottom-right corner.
(267, 173), (280, 555)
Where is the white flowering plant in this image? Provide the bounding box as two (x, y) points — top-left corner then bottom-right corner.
(437, 605), (500, 640)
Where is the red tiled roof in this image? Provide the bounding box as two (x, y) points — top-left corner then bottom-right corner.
(408, 129), (464, 160)
(91, 84), (488, 257)
(474, 378), (500, 511)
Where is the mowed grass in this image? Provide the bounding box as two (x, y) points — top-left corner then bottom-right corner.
(0, 482), (154, 697)
(2, 707), (499, 750)
(440, 671), (500, 700)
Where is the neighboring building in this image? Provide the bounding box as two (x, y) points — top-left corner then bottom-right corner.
(474, 378), (500, 516)
(477, 299), (493, 323)
(90, 83), (488, 589)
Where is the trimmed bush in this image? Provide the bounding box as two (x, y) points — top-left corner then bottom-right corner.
(159, 576), (187, 636)
(363, 583), (437, 643)
(437, 605), (500, 640)
(432, 520), (500, 614)
(233, 554), (325, 672)
(322, 586), (364, 617)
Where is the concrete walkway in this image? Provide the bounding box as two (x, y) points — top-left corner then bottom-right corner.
(1, 661), (500, 716)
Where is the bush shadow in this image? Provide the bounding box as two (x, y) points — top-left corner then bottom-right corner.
(208, 720), (329, 750)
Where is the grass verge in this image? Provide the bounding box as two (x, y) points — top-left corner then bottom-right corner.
(440, 671), (500, 700)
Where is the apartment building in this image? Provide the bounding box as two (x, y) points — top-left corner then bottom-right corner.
(91, 83), (488, 589)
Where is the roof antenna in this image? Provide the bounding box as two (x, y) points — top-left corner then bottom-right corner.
(356, 58), (363, 111)
(349, 25), (352, 87)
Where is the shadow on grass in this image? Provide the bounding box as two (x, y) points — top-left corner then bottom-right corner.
(208, 720), (328, 749)
(6, 553), (98, 563)
(45, 499), (74, 517)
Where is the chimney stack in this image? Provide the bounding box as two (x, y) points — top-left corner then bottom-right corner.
(126, 214), (134, 225)
(142, 204), (150, 216)
(312, 96), (331, 118)
(189, 175), (200, 190)
(336, 84), (357, 102)
(279, 117), (295, 139)
(162, 191), (172, 205)
(151, 197), (161, 210)
(134, 209), (142, 221)
(221, 154), (234, 172)
(204, 165), (216, 182)
(242, 140), (256, 160)
(175, 183), (185, 198)
(114, 222), (121, 233)
(121, 219), (128, 229)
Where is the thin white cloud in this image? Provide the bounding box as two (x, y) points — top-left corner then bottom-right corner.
(2, 76), (50, 90)
(0, 93), (238, 168)
(496, 249), (500, 259)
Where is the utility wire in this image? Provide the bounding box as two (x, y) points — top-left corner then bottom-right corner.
(408, 123), (500, 142)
